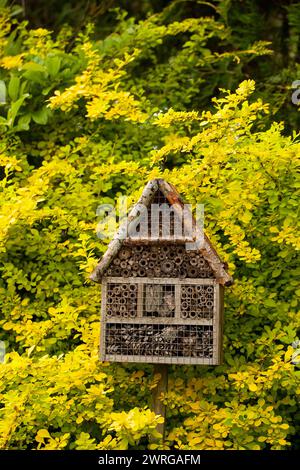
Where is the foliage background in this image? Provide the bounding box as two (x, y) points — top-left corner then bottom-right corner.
(0, 0), (299, 450)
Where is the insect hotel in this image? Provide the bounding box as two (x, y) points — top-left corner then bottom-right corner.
(90, 179), (232, 365)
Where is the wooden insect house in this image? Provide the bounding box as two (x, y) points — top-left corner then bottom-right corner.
(90, 179), (232, 365)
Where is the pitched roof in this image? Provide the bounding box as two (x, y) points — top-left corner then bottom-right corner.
(90, 179), (233, 285)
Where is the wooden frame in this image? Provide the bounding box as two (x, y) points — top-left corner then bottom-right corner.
(92, 179), (232, 367)
(100, 277), (223, 365)
(105, 277), (216, 285)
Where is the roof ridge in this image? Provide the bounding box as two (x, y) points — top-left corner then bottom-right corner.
(90, 179), (233, 285)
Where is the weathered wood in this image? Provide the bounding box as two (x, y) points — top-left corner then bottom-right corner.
(211, 284), (224, 364)
(158, 179), (194, 238)
(218, 285), (224, 364)
(104, 320), (214, 362)
(159, 290), (175, 317)
(90, 238), (123, 283)
(102, 275), (217, 364)
(158, 179), (232, 286)
(106, 243), (215, 279)
(90, 178), (233, 286)
(125, 237), (194, 244)
(200, 232), (232, 286)
(99, 279), (107, 362)
(105, 276), (216, 285)
(175, 284), (181, 319)
(90, 180), (158, 282)
(103, 354), (215, 365)
(213, 283), (219, 364)
(145, 285), (162, 313)
(137, 283), (143, 318)
(94, 179), (232, 367)
(103, 317), (213, 325)
(152, 364), (168, 440)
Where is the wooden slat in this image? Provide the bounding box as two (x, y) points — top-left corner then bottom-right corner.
(218, 285), (224, 364)
(212, 284), (223, 365)
(99, 279), (107, 361)
(103, 354), (216, 365)
(125, 237), (195, 243)
(104, 317), (213, 325)
(137, 283), (144, 318)
(175, 284), (181, 319)
(106, 277), (216, 285)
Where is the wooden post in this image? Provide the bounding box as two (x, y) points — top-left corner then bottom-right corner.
(152, 364), (168, 440)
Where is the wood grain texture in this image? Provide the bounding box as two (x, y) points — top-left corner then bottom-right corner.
(152, 364), (168, 439)
(99, 279), (107, 361)
(102, 317), (213, 325)
(105, 276), (216, 285)
(103, 354), (216, 365)
(175, 284), (181, 319)
(90, 180), (158, 282)
(90, 179), (233, 285)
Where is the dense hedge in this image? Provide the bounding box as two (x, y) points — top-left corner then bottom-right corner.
(0, 2), (299, 449)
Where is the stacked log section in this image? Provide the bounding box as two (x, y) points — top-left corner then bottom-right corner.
(106, 244), (214, 278)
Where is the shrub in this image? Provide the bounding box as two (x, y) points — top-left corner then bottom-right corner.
(0, 4), (299, 450)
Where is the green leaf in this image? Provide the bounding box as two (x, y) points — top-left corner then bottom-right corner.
(224, 418), (233, 426)
(46, 56), (62, 78)
(17, 113), (31, 130)
(19, 80), (28, 96)
(22, 62), (46, 73)
(23, 62), (47, 84)
(31, 107), (49, 125)
(7, 93), (29, 127)
(23, 70), (45, 84)
(272, 269), (281, 278)
(0, 80), (6, 104)
(264, 298), (277, 307)
(42, 85), (55, 96)
(8, 75), (20, 101)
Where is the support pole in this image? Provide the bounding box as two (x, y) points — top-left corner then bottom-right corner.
(152, 364), (168, 440)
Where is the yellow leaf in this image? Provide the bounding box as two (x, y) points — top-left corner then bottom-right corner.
(36, 429), (51, 443)
(284, 347), (293, 362)
(215, 440), (224, 448)
(278, 439), (287, 446)
(37, 429), (50, 438)
(190, 436), (203, 446)
(249, 383), (258, 392)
